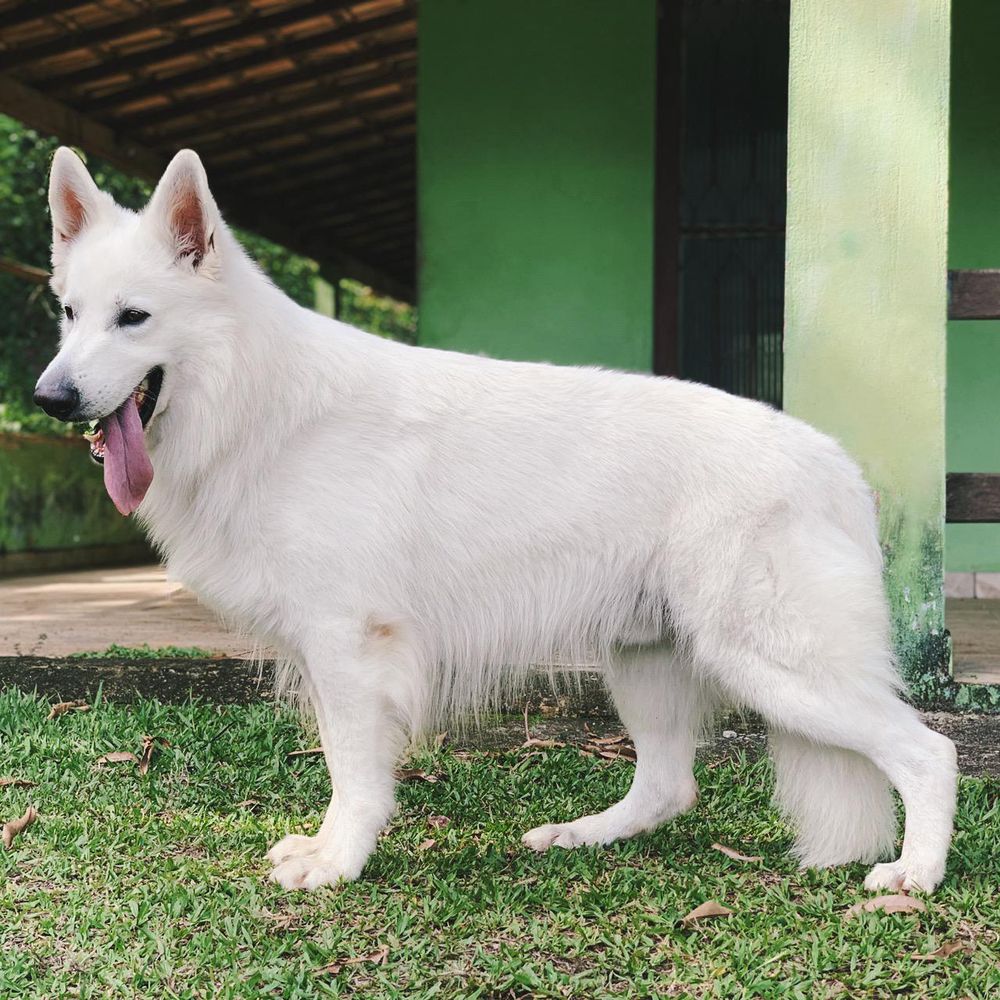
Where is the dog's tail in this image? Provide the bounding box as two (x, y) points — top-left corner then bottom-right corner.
(769, 731), (897, 866)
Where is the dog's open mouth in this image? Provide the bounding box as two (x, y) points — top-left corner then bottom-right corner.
(82, 366), (163, 516)
(83, 367), (163, 465)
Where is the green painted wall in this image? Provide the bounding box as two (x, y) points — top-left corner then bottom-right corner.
(946, 0), (1000, 571)
(417, 0), (655, 370)
(783, 0), (951, 691)
(0, 434), (143, 558)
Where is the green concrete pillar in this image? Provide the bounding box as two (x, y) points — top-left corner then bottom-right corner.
(783, 0), (951, 692)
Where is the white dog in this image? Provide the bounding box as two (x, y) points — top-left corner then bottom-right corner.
(34, 148), (957, 893)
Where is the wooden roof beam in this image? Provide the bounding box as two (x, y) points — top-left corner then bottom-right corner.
(0, 73), (409, 301)
(279, 165), (415, 213)
(35, 0), (358, 88)
(287, 182), (415, 223)
(80, 8), (414, 113)
(0, 1), (93, 33)
(221, 127), (414, 182)
(196, 90), (415, 157)
(0, 0), (220, 73)
(234, 200), (414, 301)
(119, 38), (414, 131)
(0, 72), (165, 178)
(247, 144), (414, 197)
(145, 63), (416, 143)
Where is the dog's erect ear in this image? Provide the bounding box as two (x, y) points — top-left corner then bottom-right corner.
(49, 147), (106, 266)
(146, 149), (219, 270)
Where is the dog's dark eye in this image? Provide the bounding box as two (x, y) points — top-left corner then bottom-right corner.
(63, 305), (74, 321)
(117, 308), (150, 328)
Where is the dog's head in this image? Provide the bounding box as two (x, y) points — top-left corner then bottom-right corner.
(34, 148), (225, 513)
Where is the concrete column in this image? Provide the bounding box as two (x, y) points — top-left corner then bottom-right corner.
(783, 0), (951, 690)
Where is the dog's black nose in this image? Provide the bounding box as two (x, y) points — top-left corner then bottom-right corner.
(33, 382), (80, 421)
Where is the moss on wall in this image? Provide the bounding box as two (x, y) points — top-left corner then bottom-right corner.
(0, 433), (142, 555)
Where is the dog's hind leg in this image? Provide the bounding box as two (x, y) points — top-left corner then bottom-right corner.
(691, 520), (957, 892)
(522, 645), (711, 852)
(714, 658), (956, 892)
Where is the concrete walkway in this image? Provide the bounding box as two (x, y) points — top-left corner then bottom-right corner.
(0, 564), (250, 658)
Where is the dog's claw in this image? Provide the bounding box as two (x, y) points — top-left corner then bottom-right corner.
(267, 833), (320, 866)
(269, 855), (360, 891)
(864, 859), (943, 894)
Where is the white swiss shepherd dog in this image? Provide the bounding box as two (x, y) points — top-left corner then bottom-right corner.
(35, 147), (957, 894)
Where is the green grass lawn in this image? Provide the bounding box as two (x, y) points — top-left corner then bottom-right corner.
(65, 645), (217, 660)
(0, 690), (997, 999)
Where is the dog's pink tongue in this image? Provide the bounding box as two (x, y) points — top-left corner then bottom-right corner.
(100, 397), (153, 516)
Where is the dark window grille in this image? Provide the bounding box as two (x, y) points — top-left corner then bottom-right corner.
(674, 0), (789, 407)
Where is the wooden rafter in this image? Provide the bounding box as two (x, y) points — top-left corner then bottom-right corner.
(118, 37), (415, 130)
(260, 145), (414, 197)
(33, 0), (358, 88)
(0, 0), (217, 72)
(198, 90), (414, 157)
(0, 0), (418, 298)
(0, 72), (165, 177)
(147, 64), (416, 144)
(222, 124), (415, 181)
(78, 8), (414, 112)
(0, 70), (411, 300)
(0, 1), (93, 33)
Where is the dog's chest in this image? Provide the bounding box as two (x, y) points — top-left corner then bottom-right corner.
(158, 501), (296, 646)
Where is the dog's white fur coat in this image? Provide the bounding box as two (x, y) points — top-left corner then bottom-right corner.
(38, 148), (958, 892)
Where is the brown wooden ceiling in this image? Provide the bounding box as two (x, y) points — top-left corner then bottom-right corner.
(0, 0), (417, 300)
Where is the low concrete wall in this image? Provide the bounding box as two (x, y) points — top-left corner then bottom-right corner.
(0, 433), (150, 575)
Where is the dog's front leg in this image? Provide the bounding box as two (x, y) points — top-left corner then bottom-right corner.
(269, 631), (402, 891)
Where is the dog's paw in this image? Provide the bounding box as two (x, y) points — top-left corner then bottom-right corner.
(269, 853), (362, 891)
(522, 821), (596, 852)
(864, 859), (943, 894)
(267, 833), (320, 867)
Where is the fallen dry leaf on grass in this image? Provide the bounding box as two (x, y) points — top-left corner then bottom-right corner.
(522, 738), (567, 750)
(520, 703), (569, 750)
(417, 838), (436, 851)
(427, 814), (450, 829)
(580, 742), (638, 762)
(585, 733), (629, 746)
(844, 894), (927, 920)
(95, 751), (139, 767)
(2, 805), (38, 849)
(287, 747), (324, 759)
(910, 940), (973, 961)
(267, 911), (300, 932)
(47, 700), (89, 721)
(395, 768), (441, 783)
(711, 842), (763, 863)
(0, 777), (37, 789)
(138, 735), (169, 776)
(316, 944), (390, 976)
(680, 900), (733, 926)
(234, 799), (261, 811)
